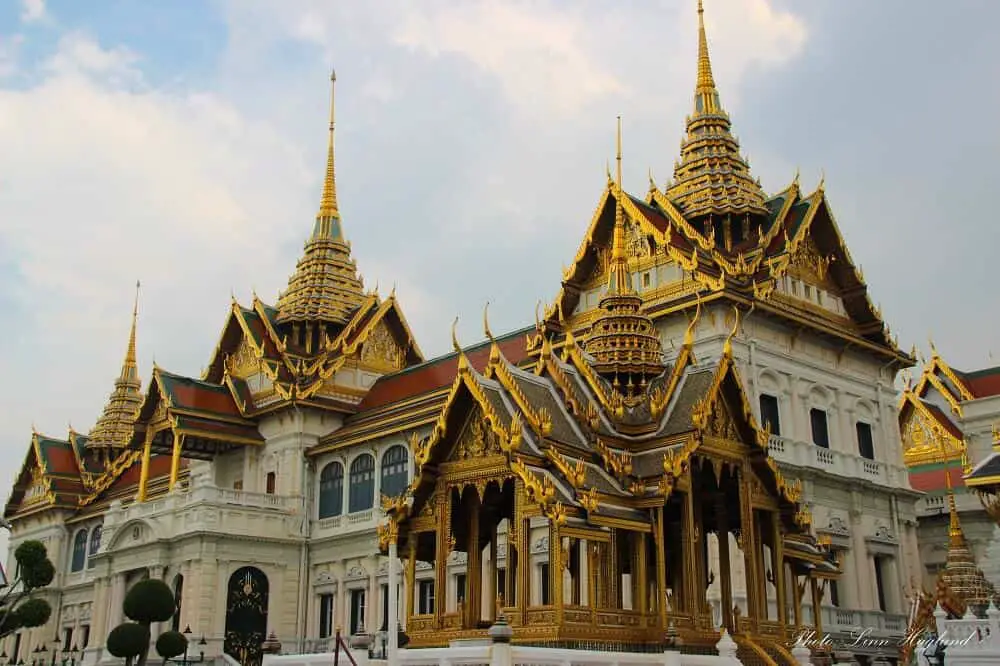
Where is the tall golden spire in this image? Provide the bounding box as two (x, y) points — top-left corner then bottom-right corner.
(586, 117), (665, 394)
(940, 461), (997, 609)
(316, 69), (340, 232)
(665, 0), (767, 220)
(276, 69), (366, 327)
(88, 281), (144, 464)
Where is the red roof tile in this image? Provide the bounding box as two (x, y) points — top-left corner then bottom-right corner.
(908, 467), (966, 493)
(359, 329), (533, 410)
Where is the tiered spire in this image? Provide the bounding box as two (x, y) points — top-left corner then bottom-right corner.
(940, 467), (996, 610)
(586, 118), (666, 395)
(87, 282), (144, 463)
(275, 69), (366, 326)
(664, 0), (768, 219)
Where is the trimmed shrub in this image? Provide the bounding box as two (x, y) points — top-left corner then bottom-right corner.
(123, 579), (176, 624)
(107, 622), (151, 659)
(155, 631), (188, 659)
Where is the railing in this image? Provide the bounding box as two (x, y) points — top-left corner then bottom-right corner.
(766, 435), (906, 488)
(819, 605), (909, 636)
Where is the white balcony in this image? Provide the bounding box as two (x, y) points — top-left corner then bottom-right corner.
(314, 508), (378, 538)
(916, 491), (983, 518)
(100, 476), (306, 546)
(815, 605), (909, 637)
(767, 435), (907, 488)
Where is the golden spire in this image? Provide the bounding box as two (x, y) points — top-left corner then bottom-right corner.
(940, 459), (997, 608)
(608, 115), (632, 297)
(275, 69), (366, 327)
(319, 69), (339, 221)
(88, 282), (144, 464)
(585, 117), (665, 395)
(695, 0), (718, 114)
(665, 0), (767, 220)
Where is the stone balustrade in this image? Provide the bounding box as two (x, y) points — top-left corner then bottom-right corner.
(767, 435), (907, 488)
(100, 477), (307, 545)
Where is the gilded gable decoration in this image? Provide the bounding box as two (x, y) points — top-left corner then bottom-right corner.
(360, 322), (405, 372)
(455, 415), (501, 460)
(788, 235), (832, 288)
(22, 464), (51, 506)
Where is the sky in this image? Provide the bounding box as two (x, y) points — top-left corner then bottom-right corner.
(1, 0), (999, 540)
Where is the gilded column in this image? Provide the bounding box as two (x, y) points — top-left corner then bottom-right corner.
(771, 514), (787, 629)
(405, 538), (416, 622)
(716, 494), (734, 633)
(810, 577), (823, 636)
(655, 506), (668, 629)
(487, 531), (498, 621)
(466, 493), (481, 628)
(516, 483), (530, 625)
(387, 530), (400, 666)
(738, 467), (760, 630)
(549, 521), (564, 624)
(635, 532), (648, 626)
(434, 488), (450, 629)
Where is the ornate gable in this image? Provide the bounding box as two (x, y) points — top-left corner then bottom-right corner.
(359, 320), (407, 373)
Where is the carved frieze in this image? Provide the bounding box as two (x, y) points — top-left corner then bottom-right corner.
(361, 322), (405, 373)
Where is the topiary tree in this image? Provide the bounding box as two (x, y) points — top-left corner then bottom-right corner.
(107, 578), (177, 666)
(107, 623), (151, 666)
(155, 631), (188, 663)
(0, 540), (56, 640)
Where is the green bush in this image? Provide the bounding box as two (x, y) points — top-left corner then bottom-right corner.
(12, 598), (51, 628)
(155, 631), (188, 659)
(0, 539), (55, 640)
(123, 579), (176, 624)
(107, 623), (150, 659)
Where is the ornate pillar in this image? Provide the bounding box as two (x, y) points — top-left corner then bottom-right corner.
(466, 492), (481, 628)
(549, 521), (563, 624)
(405, 538), (416, 622)
(636, 532), (648, 625)
(434, 487), (450, 629)
(137, 435), (153, 502)
(790, 568), (801, 629)
(387, 528), (400, 666)
(716, 494), (734, 633)
(487, 531), (498, 621)
(810, 577), (823, 636)
(169, 433), (184, 491)
(771, 515), (787, 629)
(655, 506), (668, 629)
(738, 467), (760, 630)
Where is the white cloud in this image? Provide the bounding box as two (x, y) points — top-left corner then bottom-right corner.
(20, 0), (46, 24)
(390, 1), (624, 115)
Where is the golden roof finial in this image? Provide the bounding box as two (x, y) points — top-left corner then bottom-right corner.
(683, 291), (703, 347)
(483, 301), (495, 342)
(696, 0), (716, 99)
(665, 0), (767, 219)
(607, 115), (632, 297)
(722, 305), (740, 358)
(275, 70), (366, 327)
(318, 68), (339, 223)
(451, 316), (462, 353)
(123, 280), (140, 380)
(88, 282), (144, 456)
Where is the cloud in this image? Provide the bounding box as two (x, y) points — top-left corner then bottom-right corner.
(390, 1), (625, 115)
(20, 0), (46, 24)
(0, 34), (313, 448)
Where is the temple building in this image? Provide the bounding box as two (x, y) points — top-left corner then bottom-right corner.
(3, 3), (921, 666)
(899, 349), (1000, 589)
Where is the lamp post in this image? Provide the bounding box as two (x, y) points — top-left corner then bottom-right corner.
(166, 626), (206, 666)
(61, 646), (78, 666)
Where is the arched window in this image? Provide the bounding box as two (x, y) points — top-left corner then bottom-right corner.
(71, 530), (87, 572)
(318, 462), (344, 519)
(265, 472), (276, 495)
(348, 454), (375, 513)
(380, 446), (408, 499)
(87, 525), (102, 568)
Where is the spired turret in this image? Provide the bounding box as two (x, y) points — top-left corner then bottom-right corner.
(940, 475), (997, 612)
(275, 70), (367, 347)
(585, 118), (666, 395)
(87, 282), (143, 467)
(665, 0), (768, 246)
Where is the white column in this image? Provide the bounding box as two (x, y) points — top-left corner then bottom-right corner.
(387, 542), (399, 666)
(108, 574), (126, 629)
